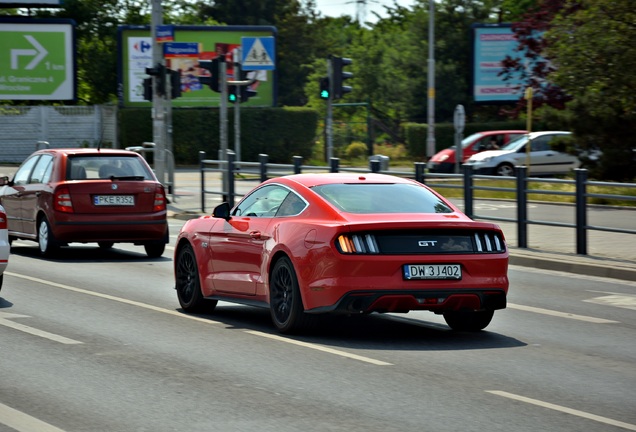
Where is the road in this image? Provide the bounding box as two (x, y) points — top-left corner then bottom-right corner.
(1, 219), (635, 432)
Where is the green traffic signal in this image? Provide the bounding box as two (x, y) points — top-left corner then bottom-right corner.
(228, 92), (237, 102)
(319, 77), (330, 100)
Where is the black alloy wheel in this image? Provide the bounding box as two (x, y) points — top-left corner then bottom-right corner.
(443, 309), (495, 331)
(269, 256), (313, 334)
(175, 244), (216, 313)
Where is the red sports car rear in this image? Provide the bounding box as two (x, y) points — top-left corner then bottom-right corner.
(174, 173), (508, 334)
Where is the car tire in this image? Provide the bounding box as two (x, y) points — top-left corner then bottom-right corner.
(495, 163), (515, 176)
(269, 256), (313, 334)
(175, 244), (217, 313)
(38, 216), (59, 257)
(98, 242), (114, 249)
(443, 309), (494, 331)
(144, 242), (165, 258)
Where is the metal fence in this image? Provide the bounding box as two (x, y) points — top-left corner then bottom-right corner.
(198, 151), (636, 256)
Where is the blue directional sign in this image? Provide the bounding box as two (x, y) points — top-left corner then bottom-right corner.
(241, 36), (275, 70)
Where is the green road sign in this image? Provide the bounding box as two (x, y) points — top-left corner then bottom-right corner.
(0, 20), (75, 101)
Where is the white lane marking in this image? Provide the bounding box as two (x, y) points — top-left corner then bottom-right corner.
(584, 294), (636, 311)
(487, 390), (636, 431)
(507, 303), (619, 324)
(0, 401), (66, 432)
(6, 273), (389, 365)
(5, 272), (221, 326)
(0, 312), (82, 345)
(510, 265), (636, 288)
(245, 330), (393, 366)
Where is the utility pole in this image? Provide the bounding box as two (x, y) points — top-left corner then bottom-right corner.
(151, 0), (166, 184)
(426, 0), (436, 159)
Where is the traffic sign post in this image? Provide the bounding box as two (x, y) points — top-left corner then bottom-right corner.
(0, 19), (76, 101)
(454, 104), (465, 173)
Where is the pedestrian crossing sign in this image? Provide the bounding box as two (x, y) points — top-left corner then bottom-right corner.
(241, 37), (275, 70)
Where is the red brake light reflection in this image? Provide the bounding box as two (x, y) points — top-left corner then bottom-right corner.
(54, 187), (74, 213)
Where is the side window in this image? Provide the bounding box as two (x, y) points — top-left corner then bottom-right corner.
(29, 154), (53, 184)
(233, 185), (290, 217)
(531, 137), (550, 152)
(13, 155), (40, 186)
(275, 192), (306, 217)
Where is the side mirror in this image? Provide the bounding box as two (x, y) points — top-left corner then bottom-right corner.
(0, 176), (9, 186)
(212, 202), (231, 220)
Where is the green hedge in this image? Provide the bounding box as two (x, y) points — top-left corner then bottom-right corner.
(403, 120), (535, 159)
(119, 107), (319, 165)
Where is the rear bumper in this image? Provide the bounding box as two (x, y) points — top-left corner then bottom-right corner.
(307, 289), (507, 314)
(52, 213), (168, 243)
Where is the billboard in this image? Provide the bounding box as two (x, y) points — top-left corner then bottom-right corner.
(118, 25), (277, 108)
(0, 18), (75, 101)
(472, 24), (524, 103)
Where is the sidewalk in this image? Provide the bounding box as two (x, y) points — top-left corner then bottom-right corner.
(168, 169), (636, 282)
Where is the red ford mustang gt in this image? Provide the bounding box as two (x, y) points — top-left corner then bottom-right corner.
(0, 148), (168, 257)
(174, 173), (509, 334)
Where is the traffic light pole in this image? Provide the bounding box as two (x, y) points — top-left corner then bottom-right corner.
(150, 0), (166, 185)
(326, 58), (334, 160)
(233, 48), (241, 162)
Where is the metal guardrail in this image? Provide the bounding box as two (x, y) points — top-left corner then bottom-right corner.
(199, 152), (636, 256)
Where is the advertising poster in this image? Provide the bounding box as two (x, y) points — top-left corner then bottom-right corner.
(472, 24), (523, 103)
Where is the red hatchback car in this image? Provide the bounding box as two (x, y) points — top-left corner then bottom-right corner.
(0, 148), (168, 257)
(427, 130), (527, 173)
(174, 173), (509, 334)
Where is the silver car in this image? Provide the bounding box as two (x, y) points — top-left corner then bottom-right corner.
(463, 131), (579, 176)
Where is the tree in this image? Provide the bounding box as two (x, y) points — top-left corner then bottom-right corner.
(546, 0), (636, 180)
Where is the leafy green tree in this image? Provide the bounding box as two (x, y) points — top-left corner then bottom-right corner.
(546, 0), (636, 180)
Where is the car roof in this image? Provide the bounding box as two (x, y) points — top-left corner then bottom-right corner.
(270, 173), (417, 188)
(526, 131), (571, 138)
(33, 148), (141, 157)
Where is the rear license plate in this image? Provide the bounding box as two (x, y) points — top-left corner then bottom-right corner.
(403, 264), (462, 280)
(94, 195), (135, 206)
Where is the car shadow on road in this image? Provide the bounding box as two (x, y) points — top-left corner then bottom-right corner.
(8, 244), (171, 263)
(181, 305), (527, 352)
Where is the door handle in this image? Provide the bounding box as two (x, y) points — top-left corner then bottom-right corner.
(249, 231), (261, 239)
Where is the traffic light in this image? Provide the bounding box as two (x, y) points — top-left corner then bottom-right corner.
(331, 56), (353, 100)
(198, 58), (220, 93)
(319, 76), (330, 99)
(145, 63), (166, 96)
(169, 69), (181, 99)
(143, 77), (153, 101)
(227, 69), (258, 103)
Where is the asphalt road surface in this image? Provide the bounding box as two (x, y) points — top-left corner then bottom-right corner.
(1, 219), (635, 432)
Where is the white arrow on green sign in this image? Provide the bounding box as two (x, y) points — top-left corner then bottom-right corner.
(0, 21), (75, 101)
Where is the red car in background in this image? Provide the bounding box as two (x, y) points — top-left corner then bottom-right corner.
(427, 130), (527, 173)
(0, 205), (9, 292)
(0, 148), (168, 257)
(174, 173), (509, 334)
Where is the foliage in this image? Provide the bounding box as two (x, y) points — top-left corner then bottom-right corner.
(344, 142), (368, 160)
(119, 107), (318, 164)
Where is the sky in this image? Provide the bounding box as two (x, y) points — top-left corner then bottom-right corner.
(313, 0), (416, 23)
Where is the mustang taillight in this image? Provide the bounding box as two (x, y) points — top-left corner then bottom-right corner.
(153, 185), (167, 212)
(337, 234), (380, 254)
(0, 211), (6, 229)
(54, 187), (74, 213)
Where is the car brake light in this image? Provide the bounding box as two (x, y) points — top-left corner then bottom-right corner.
(0, 211), (6, 229)
(337, 234), (379, 254)
(153, 185), (167, 212)
(54, 187), (74, 213)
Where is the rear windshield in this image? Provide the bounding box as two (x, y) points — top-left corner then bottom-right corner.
(312, 183), (453, 214)
(66, 155), (154, 180)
